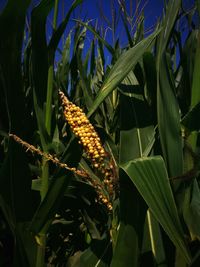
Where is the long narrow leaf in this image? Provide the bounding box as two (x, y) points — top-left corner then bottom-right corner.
(48, 0), (82, 51)
(88, 29), (161, 117)
(121, 156), (191, 264)
(157, 57), (183, 177)
(31, 0), (54, 106)
(30, 137), (82, 234)
(74, 20), (115, 55)
(156, 0), (183, 177)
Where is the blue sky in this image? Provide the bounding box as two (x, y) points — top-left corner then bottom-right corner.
(46, 0), (164, 64)
(0, 0), (197, 65)
(0, 0), (164, 46)
(46, 0), (164, 46)
(0, 0), (196, 34)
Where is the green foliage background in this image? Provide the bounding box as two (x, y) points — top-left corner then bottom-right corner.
(0, 0), (200, 266)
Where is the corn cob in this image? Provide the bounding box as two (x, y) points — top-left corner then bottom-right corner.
(59, 90), (106, 163)
(10, 90), (119, 212)
(59, 90), (117, 199)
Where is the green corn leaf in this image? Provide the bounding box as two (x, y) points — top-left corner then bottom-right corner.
(110, 175), (147, 267)
(156, 0), (181, 58)
(56, 31), (71, 90)
(143, 52), (157, 118)
(119, 88), (154, 163)
(156, 0), (183, 178)
(110, 91), (149, 267)
(133, 15), (144, 44)
(33, 91), (50, 151)
(121, 156), (191, 264)
(98, 39), (105, 71)
(77, 52), (94, 110)
(183, 179), (200, 241)
(0, 0), (32, 135)
(89, 40), (95, 75)
(88, 29), (161, 118)
(145, 210), (167, 267)
(80, 239), (112, 267)
(66, 239), (111, 267)
(74, 20), (115, 55)
(182, 102), (200, 132)
(188, 30), (200, 149)
(48, 0), (82, 51)
(16, 222), (38, 267)
(177, 30), (198, 115)
(79, 158), (109, 199)
(0, 140), (38, 267)
(30, 137), (82, 234)
(121, 14), (134, 47)
(0, 0), (37, 222)
(46, 1), (82, 135)
(31, 0), (54, 106)
(157, 56), (183, 177)
(30, 174), (70, 234)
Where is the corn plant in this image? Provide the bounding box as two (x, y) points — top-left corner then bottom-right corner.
(0, 0), (200, 266)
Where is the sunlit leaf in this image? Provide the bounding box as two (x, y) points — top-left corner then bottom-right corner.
(88, 29), (161, 117)
(156, 0), (183, 178)
(121, 156), (191, 264)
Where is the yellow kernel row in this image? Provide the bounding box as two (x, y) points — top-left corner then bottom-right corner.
(59, 90), (118, 207)
(59, 90), (106, 165)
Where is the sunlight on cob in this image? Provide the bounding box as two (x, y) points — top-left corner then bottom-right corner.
(59, 90), (106, 163)
(8, 90), (119, 212)
(59, 90), (117, 200)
